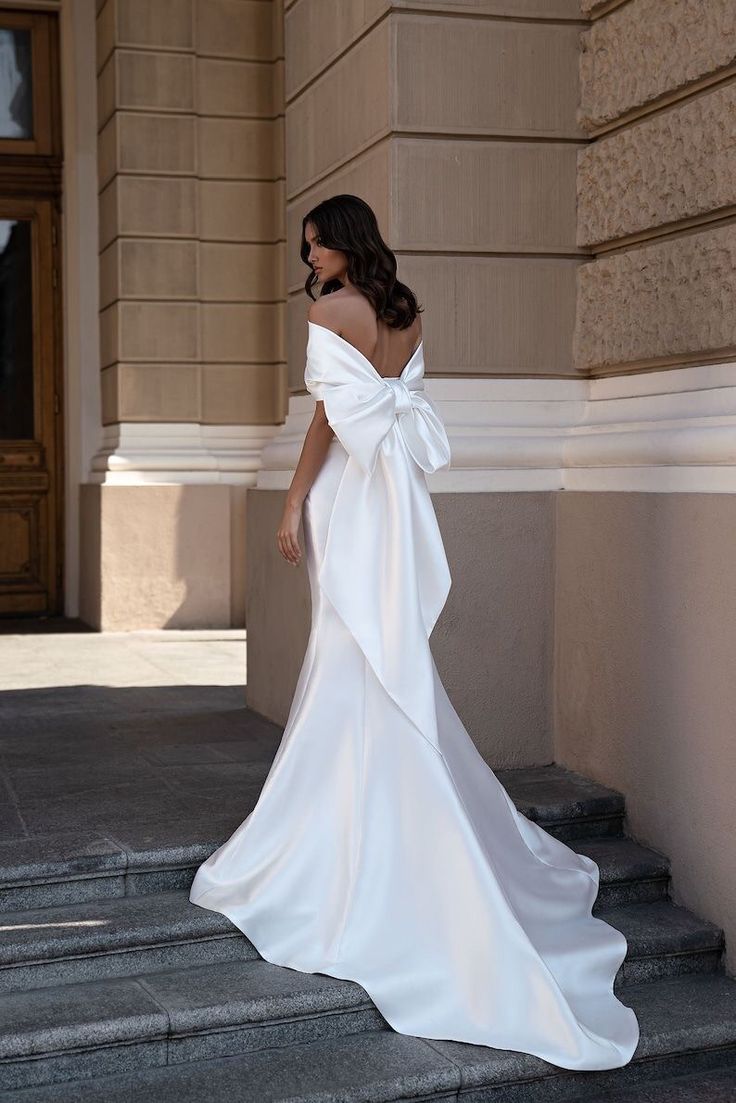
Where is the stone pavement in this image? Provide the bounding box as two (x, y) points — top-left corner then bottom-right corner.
(0, 624), (281, 848)
(0, 621), (248, 690)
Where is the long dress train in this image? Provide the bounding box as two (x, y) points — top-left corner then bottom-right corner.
(189, 320), (640, 1071)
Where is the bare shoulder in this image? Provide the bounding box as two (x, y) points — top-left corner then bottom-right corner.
(309, 292), (422, 348)
(307, 293), (350, 334)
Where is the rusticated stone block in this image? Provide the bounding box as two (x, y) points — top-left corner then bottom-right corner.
(101, 302), (200, 366)
(115, 50), (195, 113)
(201, 364), (285, 424)
(574, 224), (736, 371)
(196, 0), (274, 61)
(99, 177), (198, 250)
(580, 0), (626, 13)
(395, 15), (582, 139)
(578, 83), (736, 246)
(116, 0), (193, 51)
(113, 363), (201, 422)
(197, 58), (274, 118)
(199, 181), (277, 242)
(111, 240), (199, 303)
(579, 0), (736, 132)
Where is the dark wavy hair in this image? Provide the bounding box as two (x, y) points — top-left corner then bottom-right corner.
(300, 194), (422, 331)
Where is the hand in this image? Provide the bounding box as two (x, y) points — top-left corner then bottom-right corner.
(277, 501), (303, 567)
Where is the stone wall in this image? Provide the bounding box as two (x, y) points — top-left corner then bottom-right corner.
(574, 0), (736, 375)
(578, 83), (736, 245)
(97, 0), (285, 426)
(579, 0), (736, 132)
(575, 224), (736, 371)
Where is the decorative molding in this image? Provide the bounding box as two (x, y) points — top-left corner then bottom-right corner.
(256, 362), (736, 494)
(89, 423), (282, 485)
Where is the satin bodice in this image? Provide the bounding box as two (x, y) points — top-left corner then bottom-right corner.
(304, 321), (451, 477)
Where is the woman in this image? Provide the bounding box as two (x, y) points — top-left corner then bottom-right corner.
(189, 194), (640, 1071)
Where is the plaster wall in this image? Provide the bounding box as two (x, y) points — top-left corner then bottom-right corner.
(555, 492), (736, 972)
(80, 483), (234, 629)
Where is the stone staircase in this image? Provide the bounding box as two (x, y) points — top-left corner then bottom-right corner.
(0, 764), (735, 1101)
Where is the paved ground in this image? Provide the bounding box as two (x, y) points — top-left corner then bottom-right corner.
(0, 624), (282, 848)
(0, 621), (248, 690)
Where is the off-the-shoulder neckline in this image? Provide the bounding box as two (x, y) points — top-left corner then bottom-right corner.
(308, 320), (423, 381)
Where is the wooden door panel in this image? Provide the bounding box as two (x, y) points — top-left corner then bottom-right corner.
(0, 10), (62, 617)
(0, 497), (47, 614)
(0, 199), (60, 614)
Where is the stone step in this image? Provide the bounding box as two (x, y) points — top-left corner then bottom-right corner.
(586, 1065), (736, 1103)
(0, 958), (385, 1093)
(0, 768), (634, 915)
(600, 900), (724, 985)
(495, 764), (627, 840)
(0, 832), (670, 917)
(1, 973), (736, 1102)
(0, 890), (719, 998)
(0, 892), (257, 996)
(579, 837), (670, 909)
(0, 819), (241, 914)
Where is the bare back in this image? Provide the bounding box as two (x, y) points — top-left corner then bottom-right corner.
(314, 291), (422, 379)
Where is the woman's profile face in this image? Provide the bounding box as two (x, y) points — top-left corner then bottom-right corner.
(305, 221), (347, 284)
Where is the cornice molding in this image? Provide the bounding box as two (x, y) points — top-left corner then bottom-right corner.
(89, 362), (736, 493)
(89, 423), (282, 485)
(256, 361), (736, 494)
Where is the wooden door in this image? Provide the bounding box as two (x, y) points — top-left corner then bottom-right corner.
(0, 10), (62, 615)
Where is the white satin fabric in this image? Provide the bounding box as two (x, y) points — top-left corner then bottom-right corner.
(189, 320), (640, 1071)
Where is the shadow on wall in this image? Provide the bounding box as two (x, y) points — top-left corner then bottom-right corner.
(168, 484), (250, 630)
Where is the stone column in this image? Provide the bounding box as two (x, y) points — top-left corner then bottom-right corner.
(80, 0), (285, 629)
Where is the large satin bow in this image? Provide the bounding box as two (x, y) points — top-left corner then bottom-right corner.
(304, 322), (451, 477)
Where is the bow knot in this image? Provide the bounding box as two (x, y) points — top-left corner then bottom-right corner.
(325, 375), (450, 476)
(386, 377), (413, 417)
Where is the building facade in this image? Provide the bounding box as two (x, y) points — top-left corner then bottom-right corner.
(0, 0), (735, 965)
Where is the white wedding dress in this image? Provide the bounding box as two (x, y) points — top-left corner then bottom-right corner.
(190, 319), (640, 1071)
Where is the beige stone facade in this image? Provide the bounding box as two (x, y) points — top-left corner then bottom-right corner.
(2, 0), (734, 964)
(81, 0), (286, 628)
